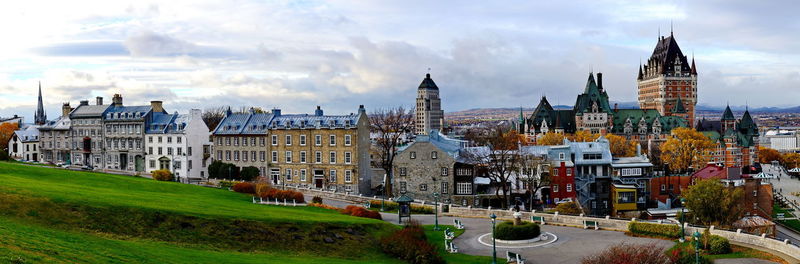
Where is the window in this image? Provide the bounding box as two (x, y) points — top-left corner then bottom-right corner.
(233, 151), (239, 161)
(168, 136), (173, 143)
(271, 135), (278, 145)
(158, 136), (163, 143)
(148, 147), (153, 155)
(344, 135), (352, 146)
(217, 150), (222, 160)
(315, 135), (321, 146)
(410, 151), (416, 159)
(300, 169), (307, 182)
(619, 168), (642, 176)
(260, 138), (265, 146)
(566, 184), (573, 192)
(271, 151), (278, 163)
(148, 136), (153, 143)
(158, 147), (163, 155)
(177, 147), (182, 156)
(300, 151), (307, 163)
(660, 184), (666, 191)
(553, 169), (559, 176)
(188, 147), (193, 156)
(300, 135), (306, 145)
(329, 151), (336, 164)
(330, 170), (337, 183)
(329, 135), (336, 146)
(177, 137), (182, 144)
(559, 153), (565, 160)
(285, 168), (292, 181)
(400, 182), (407, 193)
(251, 151), (256, 161)
(225, 151), (231, 161)
(217, 137), (222, 145)
(419, 184), (427, 191)
(345, 170), (352, 183)
(174, 161), (181, 169)
(441, 182), (448, 194)
(431, 151), (438, 159)
(315, 151), (322, 163)
(553, 185), (559, 192)
(399, 167), (407, 176)
(260, 151), (265, 162)
(567, 168), (572, 176)
(344, 152), (351, 164)
(457, 182), (471, 194)
(285, 151), (292, 163)
(753, 190), (757, 197)
(441, 167), (449, 176)
(149, 160), (155, 168)
(168, 148), (174, 155)
(285, 135), (292, 146)
(225, 137), (230, 146)
(251, 137), (256, 146)
(242, 151), (248, 162)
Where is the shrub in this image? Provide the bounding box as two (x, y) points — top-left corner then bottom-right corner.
(307, 202), (341, 211)
(555, 201), (583, 215)
(240, 166), (260, 181)
(342, 205), (382, 220)
(703, 234), (731, 254)
(494, 221), (540, 240)
(410, 204), (434, 214)
(368, 200), (433, 214)
(218, 180), (238, 190)
(232, 182), (256, 194)
(0, 150), (9, 161)
(667, 243), (713, 264)
(380, 225), (444, 264)
(254, 183), (271, 197)
(256, 187), (305, 203)
(628, 222), (681, 239)
(311, 196), (323, 204)
(582, 242), (670, 264)
(152, 169), (174, 181)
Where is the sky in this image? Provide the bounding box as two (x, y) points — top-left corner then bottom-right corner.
(1, 0), (799, 122)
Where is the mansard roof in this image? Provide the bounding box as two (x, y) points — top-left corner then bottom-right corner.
(213, 112), (273, 135)
(646, 34), (692, 74)
(610, 109), (686, 134)
(70, 104), (110, 118)
(574, 73), (611, 115)
(104, 105), (155, 121)
(418, 73), (438, 90)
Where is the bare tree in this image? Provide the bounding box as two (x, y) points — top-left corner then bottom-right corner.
(202, 107), (227, 132)
(370, 106), (414, 197)
(463, 125), (521, 208)
(518, 153), (550, 211)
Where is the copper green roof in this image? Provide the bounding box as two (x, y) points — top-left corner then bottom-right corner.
(394, 194), (414, 203)
(721, 105), (735, 121)
(573, 73), (612, 115)
(671, 97), (687, 113)
(610, 109), (687, 134)
(528, 96), (576, 133)
(418, 73), (438, 90)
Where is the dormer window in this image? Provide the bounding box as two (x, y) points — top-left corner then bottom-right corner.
(345, 120), (351, 127)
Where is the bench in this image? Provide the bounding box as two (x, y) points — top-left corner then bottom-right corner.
(506, 251), (526, 264)
(453, 219), (465, 229)
(530, 215), (545, 225)
(777, 213), (785, 220)
(444, 240), (459, 253)
(444, 228), (455, 240)
(583, 220), (599, 230)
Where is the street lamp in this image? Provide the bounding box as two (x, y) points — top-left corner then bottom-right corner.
(381, 177), (386, 212)
(490, 213), (497, 264)
(679, 197), (686, 242)
(433, 192), (440, 231)
(693, 230), (701, 264)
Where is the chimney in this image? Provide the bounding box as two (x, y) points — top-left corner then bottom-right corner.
(190, 109), (202, 119)
(96, 96), (103, 105)
(112, 94), (123, 105)
(150, 101), (163, 113)
(315, 106), (323, 116)
(79, 100), (89, 106)
(272, 108), (281, 116)
(62, 103), (71, 117)
(614, 103), (618, 112)
(358, 105), (366, 115)
(597, 72), (603, 91)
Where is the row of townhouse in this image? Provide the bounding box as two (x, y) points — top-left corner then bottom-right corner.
(211, 105), (372, 194)
(37, 94), (212, 181)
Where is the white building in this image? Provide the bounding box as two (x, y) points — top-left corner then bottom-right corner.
(764, 129), (800, 152)
(7, 125), (40, 162)
(145, 109), (211, 182)
(415, 73), (444, 135)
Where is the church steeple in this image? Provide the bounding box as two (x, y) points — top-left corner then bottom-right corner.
(34, 81), (47, 125)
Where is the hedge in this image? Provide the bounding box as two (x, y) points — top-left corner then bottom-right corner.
(704, 234), (731, 254)
(495, 221), (540, 240)
(368, 200), (434, 214)
(152, 169), (174, 181)
(628, 222), (681, 239)
(379, 225), (444, 264)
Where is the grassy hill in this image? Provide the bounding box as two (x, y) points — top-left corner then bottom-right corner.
(0, 162), (402, 264)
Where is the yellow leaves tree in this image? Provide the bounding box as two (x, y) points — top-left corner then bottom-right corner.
(758, 147), (783, 164)
(0, 122), (19, 151)
(570, 130), (599, 142)
(605, 134), (636, 157)
(783, 152), (800, 169)
(536, 132), (565, 146)
(660, 127), (715, 173)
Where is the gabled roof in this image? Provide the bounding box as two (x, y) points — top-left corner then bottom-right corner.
(692, 164), (727, 180)
(13, 126), (40, 142)
(418, 73), (438, 90)
(610, 109), (686, 134)
(574, 73), (611, 115)
(721, 105), (735, 121)
(104, 105), (155, 121)
(39, 115), (70, 130)
(671, 97), (687, 113)
(646, 35), (691, 74)
(528, 96), (576, 133)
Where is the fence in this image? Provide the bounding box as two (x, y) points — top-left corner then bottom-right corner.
(281, 185), (438, 209)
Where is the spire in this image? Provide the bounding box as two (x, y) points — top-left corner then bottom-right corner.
(638, 64), (644, 80)
(721, 104), (735, 121)
(34, 81), (47, 125)
(671, 97), (686, 113)
(691, 56), (697, 75)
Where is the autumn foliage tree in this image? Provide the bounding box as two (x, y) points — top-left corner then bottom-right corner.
(683, 179), (744, 227)
(606, 134), (637, 157)
(0, 122), (19, 152)
(570, 130), (600, 142)
(536, 132), (566, 146)
(783, 152), (800, 169)
(660, 128), (715, 173)
(370, 106), (414, 197)
(463, 126), (521, 208)
(758, 147), (783, 165)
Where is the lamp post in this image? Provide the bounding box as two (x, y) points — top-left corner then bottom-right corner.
(490, 213), (497, 264)
(679, 197), (686, 242)
(693, 230), (701, 264)
(381, 177), (386, 212)
(433, 192), (440, 231)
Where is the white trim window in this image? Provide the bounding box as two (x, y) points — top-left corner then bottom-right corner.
(329, 170), (337, 183)
(553, 185), (559, 192)
(344, 134), (352, 146)
(315, 151), (322, 163)
(329, 135), (336, 146)
(286, 168), (293, 181)
(344, 152), (351, 164)
(272, 151), (278, 163)
(271, 135), (278, 146)
(456, 182), (472, 194)
(285, 135), (292, 146)
(300, 151), (307, 163)
(285, 151), (292, 163)
(300, 135), (306, 146)
(566, 184), (573, 192)
(441, 167), (448, 176)
(315, 135), (322, 146)
(300, 169), (307, 182)
(441, 182), (448, 194)
(329, 151), (336, 164)
(345, 170), (353, 183)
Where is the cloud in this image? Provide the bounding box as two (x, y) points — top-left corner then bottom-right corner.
(31, 41), (129, 57)
(123, 30), (234, 58)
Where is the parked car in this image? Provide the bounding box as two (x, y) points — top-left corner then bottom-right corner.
(80, 165), (93, 170)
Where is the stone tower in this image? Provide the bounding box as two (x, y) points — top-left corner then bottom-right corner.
(34, 81), (47, 125)
(637, 31), (697, 126)
(415, 73), (444, 135)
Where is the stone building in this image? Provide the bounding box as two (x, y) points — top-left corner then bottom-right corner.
(69, 97), (109, 167)
(697, 106), (759, 168)
(39, 103), (73, 164)
(145, 109), (211, 182)
(7, 125), (40, 162)
(271, 106), (371, 194)
(102, 95), (159, 173)
(637, 31), (698, 126)
(415, 73), (444, 135)
(393, 130), (468, 203)
(211, 108), (272, 178)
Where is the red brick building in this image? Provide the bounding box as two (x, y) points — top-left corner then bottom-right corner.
(549, 160), (576, 204)
(649, 175), (692, 206)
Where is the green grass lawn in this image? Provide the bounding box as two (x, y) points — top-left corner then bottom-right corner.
(773, 204), (800, 233)
(423, 225), (494, 264)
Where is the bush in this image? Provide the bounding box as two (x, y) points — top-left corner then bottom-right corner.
(380, 225), (444, 264)
(218, 180), (238, 190)
(704, 235), (731, 254)
(342, 205), (382, 220)
(494, 221), (540, 240)
(368, 200), (433, 214)
(240, 166), (260, 181)
(311, 196), (323, 204)
(628, 222), (682, 239)
(255, 183), (271, 197)
(668, 243), (713, 264)
(152, 169), (174, 181)
(0, 150), (9, 161)
(307, 202), (340, 211)
(232, 182), (256, 194)
(583, 242), (670, 264)
(555, 201), (583, 215)
(256, 187), (305, 203)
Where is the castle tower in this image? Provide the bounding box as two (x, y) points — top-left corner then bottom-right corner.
(637, 31), (697, 126)
(415, 73), (444, 135)
(34, 81), (47, 125)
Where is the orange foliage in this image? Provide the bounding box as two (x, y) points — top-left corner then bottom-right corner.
(758, 147), (783, 164)
(536, 132), (565, 146)
(569, 131), (600, 142)
(660, 127), (715, 172)
(0, 123), (19, 151)
(605, 134), (637, 157)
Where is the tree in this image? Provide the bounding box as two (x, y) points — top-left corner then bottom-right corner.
(240, 166), (260, 181)
(536, 132), (565, 146)
(570, 131), (599, 142)
(0, 122), (19, 152)
(606, 134), (637, 157)
(582, 242), (670, 264)
(519, 153), (550, 210)
(207, 160), (239, 180)
(758, 147), (783, 165)
(202, 107), (227, 132)
(370, 106), (414, 197)
(782, 152), (800, 169)
(683, 179), (744, 227)
(555, 201), (583, 215)
(660, 127), (715, 173)
(463, 126), (521, 209)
